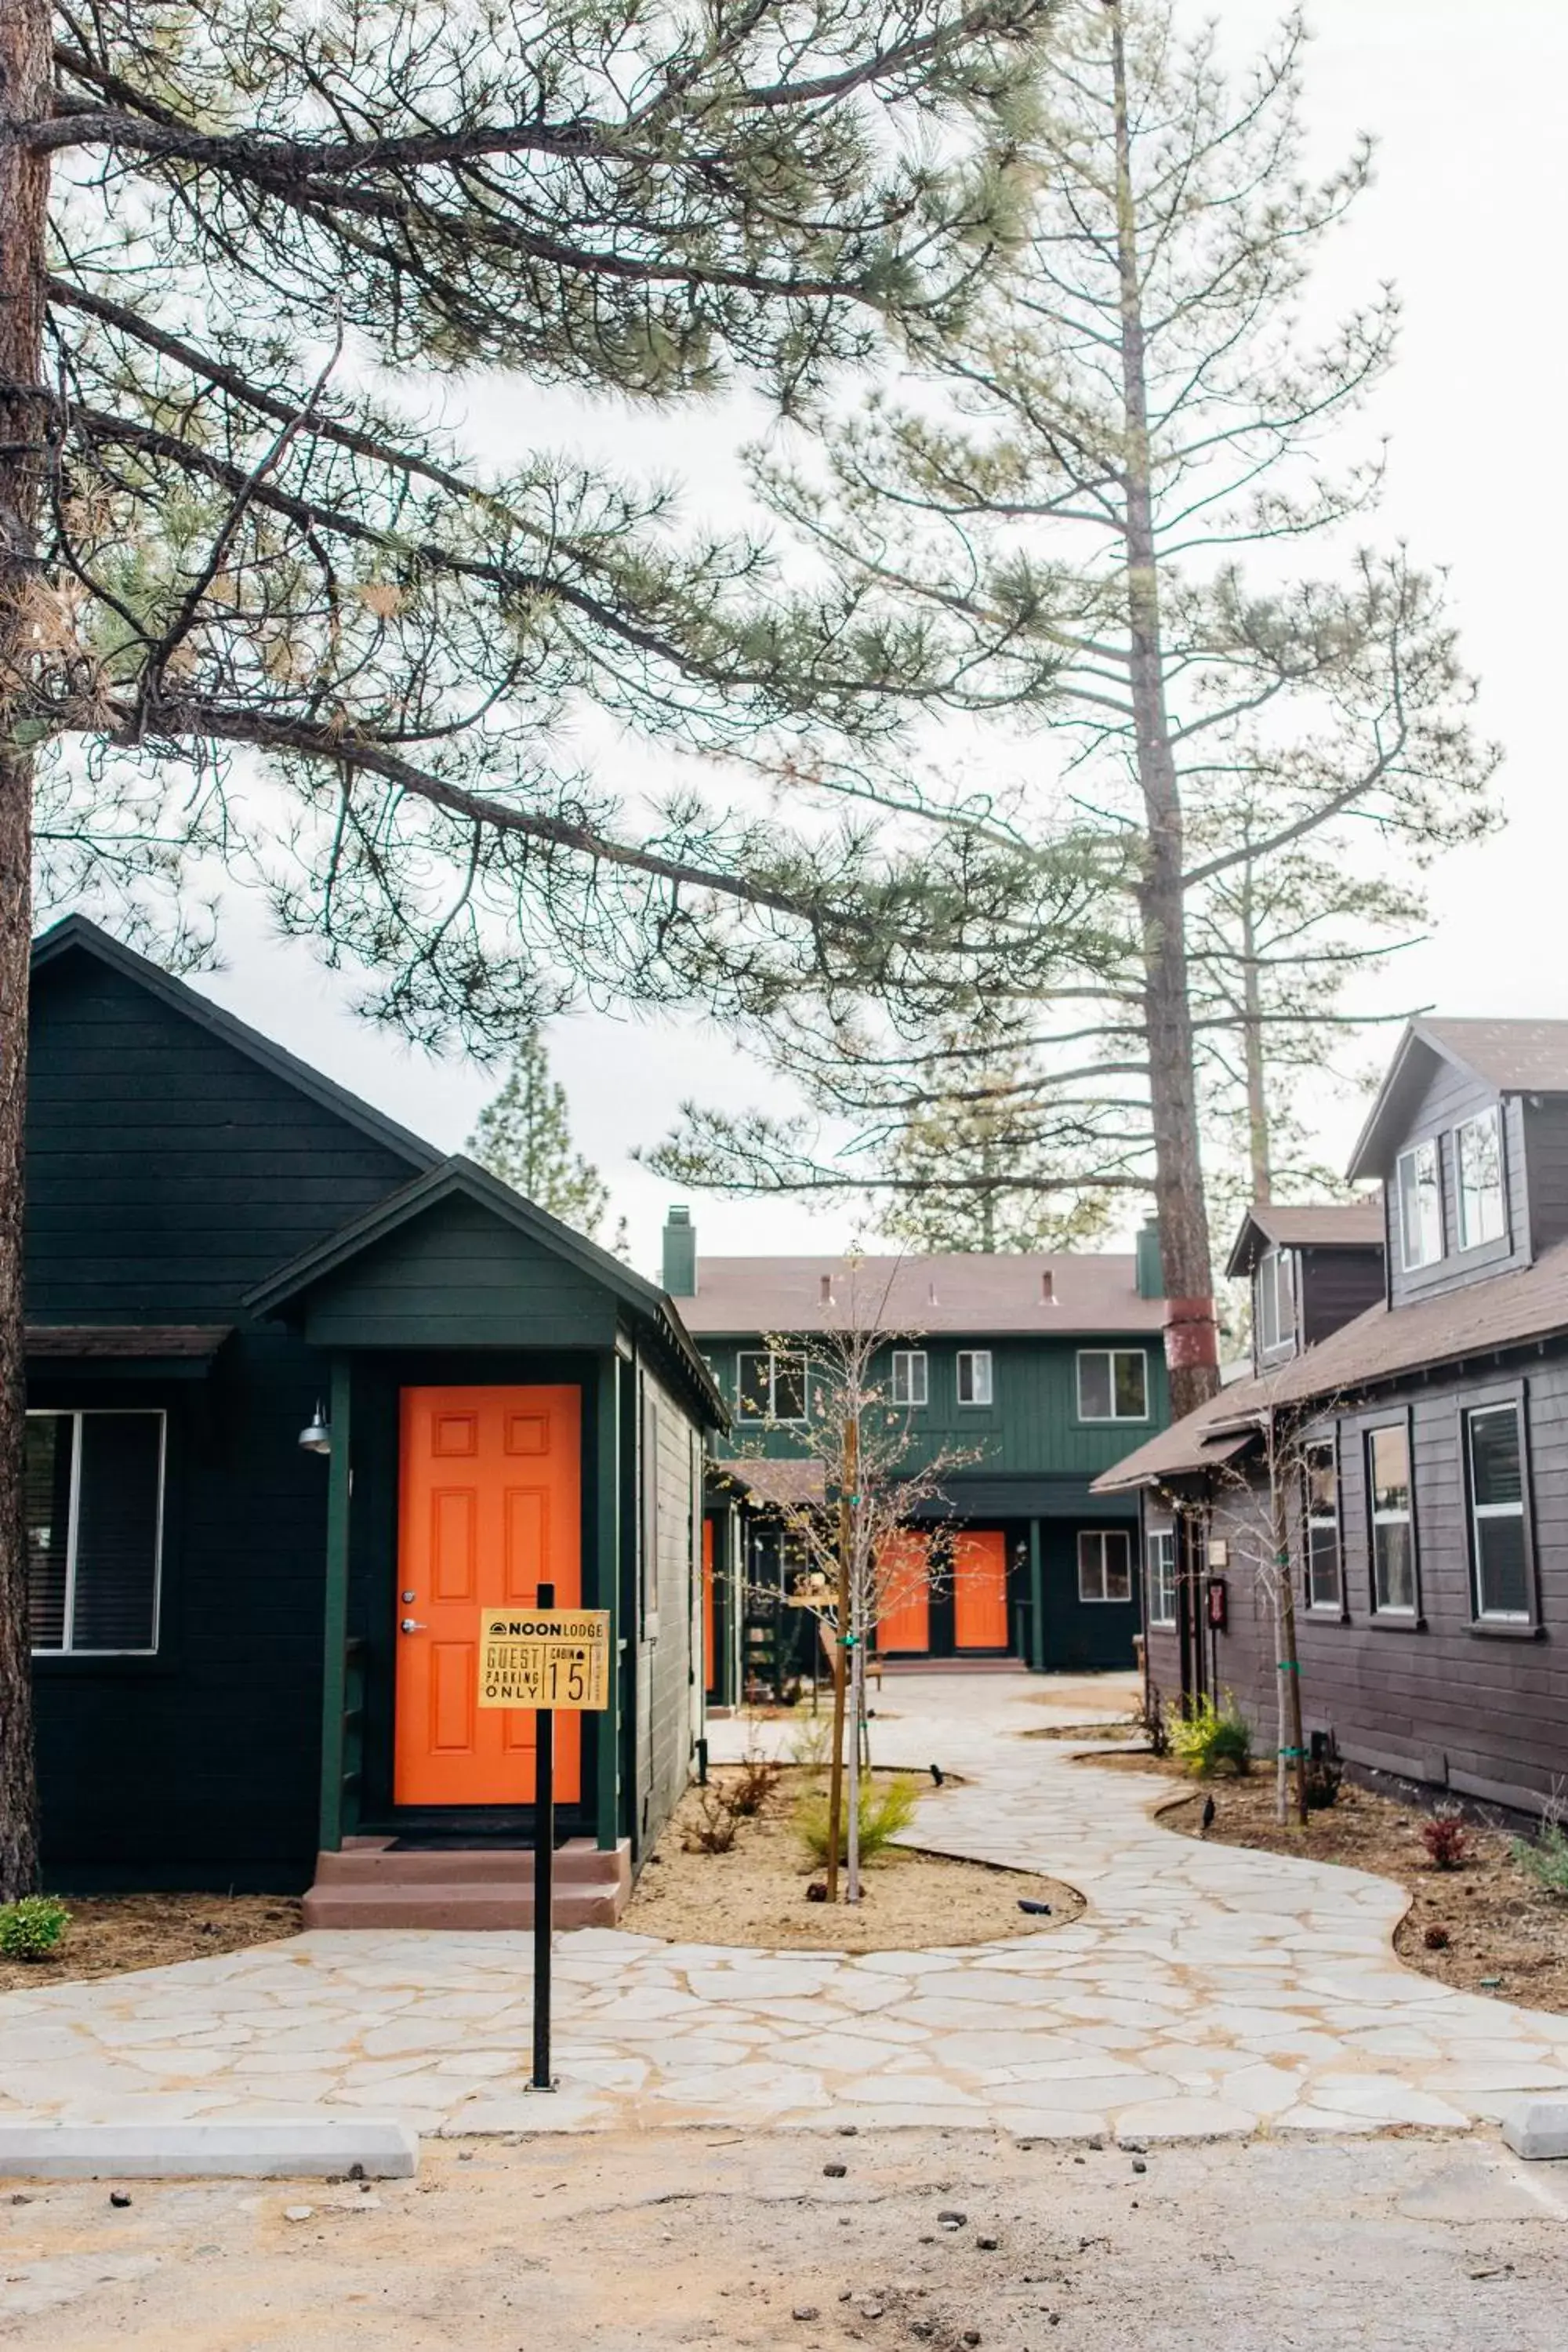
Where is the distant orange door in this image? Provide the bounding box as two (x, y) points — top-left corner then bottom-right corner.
(953, 1530), (1010, 1650)
(877, 1531), (931, 1653)
(394, 1385), (582, 1807)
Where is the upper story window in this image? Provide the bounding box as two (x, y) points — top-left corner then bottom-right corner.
(891, 1349), (928, 1407)
(1256, 1247), (1297, 1356)
(1465, 1402), (1530, 1621)
(737, 1349), (808, 1424)
(1456, 1109), (1506, 1250)
(1076, 1348), (1148, 1422)
(1147, 1529), (1177, 1628)
(26, 1410), (165, 1655)
(1302, 1438), (1342, 1613)
(1367, 1421), (1415, 1614)
(956, 1349), (993, 1406)
(1396, 1139), (1443, 1271)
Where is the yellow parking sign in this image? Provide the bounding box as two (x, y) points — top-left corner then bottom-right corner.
(477, 1609), (611, 1710)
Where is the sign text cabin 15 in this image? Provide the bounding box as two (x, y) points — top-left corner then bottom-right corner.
(477, 1609), (611, 1711)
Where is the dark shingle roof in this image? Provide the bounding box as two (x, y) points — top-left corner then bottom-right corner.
(674, 1252), (1163, 1338)
(1096, 1237), (1568, 1491)
(1225, 1200), (1385, 1278)
(1348, 1016), (1568, 1181)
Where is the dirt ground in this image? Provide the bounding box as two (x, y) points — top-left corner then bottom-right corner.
(623, 1766), (1080, 1952)
(1073, 1746), (1568, 2014)
(0, 1895), (302, 1993)
(2, 2127), (1566, 2350)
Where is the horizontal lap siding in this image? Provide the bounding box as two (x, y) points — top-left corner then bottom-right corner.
(1207, 1362), (1568, 1812)
(1387, 1065), (1528, 1308)
(300, 1196), (617, 1348)
(27, 954), (424, 1883)
(636, 1363), (699, 1854)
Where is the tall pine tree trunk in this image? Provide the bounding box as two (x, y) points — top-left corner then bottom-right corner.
(1108, 3), (1218, 1421)
(0, 0), (49, 1897)
(1240, 867), (1272, 1203)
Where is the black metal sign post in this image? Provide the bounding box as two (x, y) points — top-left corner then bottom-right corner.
(530, 1578), (556, 2092)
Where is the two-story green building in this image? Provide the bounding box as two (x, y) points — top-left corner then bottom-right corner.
(659, 1210), (1171, 1700)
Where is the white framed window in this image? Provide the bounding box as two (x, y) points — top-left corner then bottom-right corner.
(956, 1349), (993, 1406)
(1257, 1247), (1297, 1356)
(736, 1350), (808, 1423)
(1078, 1529), (1132, 1603)
(1367, 1421), (1415, 1614)
(1465, 1402), (1530, 1621)
(1396, 1138), (1443, 1270)
(25, 1410), (165, 1655)
(1456, 1109), (1505, 1250)
(1303, 1439), (1342, 1613)
(1147, 1530), (1177, 1628)
(891, 1350), (928, 1407)
(1076, 1348), (1148, 1421)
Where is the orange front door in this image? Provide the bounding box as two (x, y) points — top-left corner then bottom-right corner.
(877, 1530), (931, 1653)
(953, 1529), (1010, 1650)
(394, 1385), (582, 1807)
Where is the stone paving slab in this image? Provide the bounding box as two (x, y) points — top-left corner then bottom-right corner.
(2, 1672), (1565, 2146)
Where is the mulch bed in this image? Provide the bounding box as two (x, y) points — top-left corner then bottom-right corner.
(0, 1893), (303, 1993)
(623, 1762), (1081, 1953)
(1073, 1744), (1568, 2014)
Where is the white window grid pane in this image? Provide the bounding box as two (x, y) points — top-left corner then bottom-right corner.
(1147, 1531), (1177, 1626)
(892, 1351), (927, 1407)
(1398, 1141), (1443, 1269)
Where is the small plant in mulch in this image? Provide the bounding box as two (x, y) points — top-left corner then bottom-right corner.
(684, 1788), (740, 1856)
(1304, 1751), (1345, 1811)
(1168, 1693), (1251, 1779)
(1512, 1815), (1568, 1900)
(1421, 1809), (1470, 1871)
(796, 1774), (920, 1866)
(1424, 1923), (1451, 1950)
(1138, 1682), (1171, 1760)
(0, 1896), (71, 1961)
(726, 1745), (783, 1820)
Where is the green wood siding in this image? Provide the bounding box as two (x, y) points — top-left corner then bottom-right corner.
(299, 1194), (619, 1349)
(700, 1334), (1169, 1480)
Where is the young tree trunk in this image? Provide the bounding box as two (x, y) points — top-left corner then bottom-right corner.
(1107, 2), (1218, 1422)
(825, 1414), (858, 1902)
(0, 0), (50, 1900)
(1240, 869), (1272, 1203)
(1269, 1428), (1308, 1828)
(846, 1630), (863, 1905)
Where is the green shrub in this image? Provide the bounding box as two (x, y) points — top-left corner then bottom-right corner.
(1512, 1820), (1568, 1900)
(1168, 1693), (1252, 1778)
(796, 1774), (920, 1865)
(0, 1895), (71, 1962)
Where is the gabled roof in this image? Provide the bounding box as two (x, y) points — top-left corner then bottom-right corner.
(1225, 1200), (1385, 1279)
(1095, 1235), (1568, 1492)
(1348, 1015), (1568, 1181)
(674, 1251), (1164, 1338)
(245, 1154), (725, 1425)
(31, 915), (439, 1175)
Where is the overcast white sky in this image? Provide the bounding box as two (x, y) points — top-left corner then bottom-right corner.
(190, 0), (1568, 1282)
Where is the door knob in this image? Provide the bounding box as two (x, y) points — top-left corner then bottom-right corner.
(401, 1617), (426, 1634)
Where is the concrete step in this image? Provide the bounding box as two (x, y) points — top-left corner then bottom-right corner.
(301, 1879), (622, 1931)
(302, 1836), (631, 1930)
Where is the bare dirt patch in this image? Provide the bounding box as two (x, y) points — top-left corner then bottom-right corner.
(1022, 1720), (1142, 1742)
(623, 1765), (1081, 1952)
(1072, 1744), (1568, 2014)
(0, 1893), (302, 1994)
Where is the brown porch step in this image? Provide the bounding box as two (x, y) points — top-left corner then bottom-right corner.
(302, 1836), (630, 1930)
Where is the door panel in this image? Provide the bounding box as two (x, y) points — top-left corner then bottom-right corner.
(953, 1529), (1010, 1650)
(877, 1531), (931, 1653)
(394, 1384), (582, 1807)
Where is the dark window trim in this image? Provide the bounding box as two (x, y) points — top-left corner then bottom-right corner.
(1457, 1376), (1540, 1633)
(1362, 1406), (1424, 1627)
(1077, 1526), (1133, 1605)
(25, 1405), (168, 1660)
(1396, 1135), (1444, 1273)
(1301, 1428), (1348, 1621)
(1453, 1103), (1510, 1256)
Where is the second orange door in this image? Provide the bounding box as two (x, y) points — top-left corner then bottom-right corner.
(394, 1384), (582, 1807)
(953, 1529), (1010, 1650)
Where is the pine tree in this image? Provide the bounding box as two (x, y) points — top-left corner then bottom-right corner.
(468, 1032), (610, 1240)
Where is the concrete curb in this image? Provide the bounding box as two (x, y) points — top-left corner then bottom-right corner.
(0, 2119), (419, 2180)
(1501, 2101), (1568, 2162)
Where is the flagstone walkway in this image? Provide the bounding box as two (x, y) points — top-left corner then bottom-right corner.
(5, 1672), (1567, 2145)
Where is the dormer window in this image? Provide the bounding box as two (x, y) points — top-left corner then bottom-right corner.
(1396, 1139), (1443, 1270)
(1456, 1109), (1505, 1249)
(1256, 1247), (1297, 1356)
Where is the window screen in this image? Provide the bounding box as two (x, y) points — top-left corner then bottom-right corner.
(1466, 1403), (1528, 1620)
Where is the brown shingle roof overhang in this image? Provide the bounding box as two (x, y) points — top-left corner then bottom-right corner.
(1094, 1236), (1568, 1492)
(675, 1253), (1163, 1338)
(1225, 1200), (1385, 1277)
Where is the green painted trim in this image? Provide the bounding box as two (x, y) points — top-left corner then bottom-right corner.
(1028, 1517), (1046, 1673)
(318, 1357), (354, 1853)
(594, 1350), (621, 1852)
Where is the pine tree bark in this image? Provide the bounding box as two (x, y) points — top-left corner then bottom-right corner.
(0, 0), (49, 1899)
(1107, 3), (1219, 1421)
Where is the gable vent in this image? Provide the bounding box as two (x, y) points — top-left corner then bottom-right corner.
(1040, 1269), (1055, 1305)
